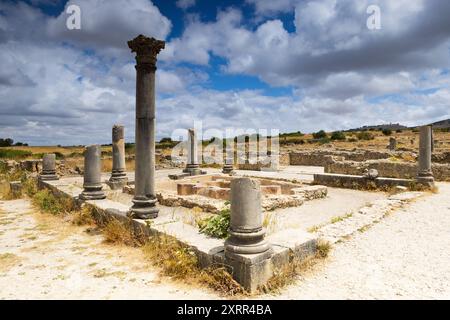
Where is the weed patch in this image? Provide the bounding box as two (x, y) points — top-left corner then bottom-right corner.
(198, 207), (230, 239)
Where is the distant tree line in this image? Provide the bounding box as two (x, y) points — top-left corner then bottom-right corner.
(0, 138), (28, 147)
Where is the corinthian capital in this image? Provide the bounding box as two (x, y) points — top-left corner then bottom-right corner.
(128, 34), (165, 68)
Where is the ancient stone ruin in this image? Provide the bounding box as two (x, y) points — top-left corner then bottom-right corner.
(31, 34), (449, 293)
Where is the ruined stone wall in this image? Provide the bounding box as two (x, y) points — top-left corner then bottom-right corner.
(432, 152), (450, 164)
(279, 153), (290, 166)
(325, 159), (450, 181)
(289, 149), (450, 166)
(289, 150), (392, 166)
(0, 159), (42, 172)
(289, 152), (341, 166)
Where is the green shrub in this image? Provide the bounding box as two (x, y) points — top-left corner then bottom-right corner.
(356, 131), (374, 140)
(198, 208), (230, 239)
(312, 130), (327, 139)
(0, 149), (32, 159)
(32, 189), (75, 215)
(330, 131), (346, 141)
(318, 137), (331, 145)
(382, 129), (392, 136)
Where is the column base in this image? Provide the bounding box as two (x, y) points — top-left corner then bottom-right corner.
(39, 174), (59, 181)
(416, 174), (435, 187)
(128, 196), (159, 219)
(224, 239), (273, 293)
(183, 165), (206, 176)
(110, 171), (128, 181)
(79, 187), (106, 200)
(222, 164), (235, 174)
(108, 172), (128, 190)
(225, 229), (271, 255)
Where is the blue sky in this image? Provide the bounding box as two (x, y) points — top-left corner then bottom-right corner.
(0, 0), (449, 145)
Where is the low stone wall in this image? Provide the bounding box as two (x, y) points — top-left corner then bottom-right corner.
(279, 153), (290, 166)
(325, 159), (450, 181)
(433, 152), (450, 164)
(289, 153), (339, 166)
(289, 150), (450, 167)
(0, 159), (42, 172)
(313, 173), (413, 189)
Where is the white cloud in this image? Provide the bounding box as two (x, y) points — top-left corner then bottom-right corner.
(47, 0), (172, 51)
(176, 0), (196, 10)
(1, 0), (449, 146)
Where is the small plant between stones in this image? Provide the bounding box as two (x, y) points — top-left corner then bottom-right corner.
(198, 206), (230, 239)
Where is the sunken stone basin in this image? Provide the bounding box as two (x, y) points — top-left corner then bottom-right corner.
(149, 174), (328, 213)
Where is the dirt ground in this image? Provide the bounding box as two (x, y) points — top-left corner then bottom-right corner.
(1, 184), (449, 299)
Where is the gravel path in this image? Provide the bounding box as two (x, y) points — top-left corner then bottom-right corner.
(268, 183), (450, 300)
(0, 199), (215, 299)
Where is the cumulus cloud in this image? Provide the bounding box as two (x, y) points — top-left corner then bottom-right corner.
(47, 0), (172, 52)
(0, 0), (449, 146)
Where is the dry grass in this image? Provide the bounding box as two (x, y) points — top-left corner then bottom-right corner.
(71, 206), (96, 226)
(142, 234), (244, 296)
(330, 212), (353, 224)
(0, 253), (22, 272)
(102, 218), (143, 247)
(99, 217), (244, 296)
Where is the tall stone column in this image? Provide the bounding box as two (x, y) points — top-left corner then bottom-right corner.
(183, 128), (202, 175)
(39, 154), (58, 181)
(225, 178), (271, 255)
(109, 124), (128, 187)
(80, 145), (106, 200)
(417, 125), (434, 186)
(128, 35), (165, 219)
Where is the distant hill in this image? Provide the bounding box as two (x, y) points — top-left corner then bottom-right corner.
(430, 119), (450, 129)
(348, 123), (408, 132)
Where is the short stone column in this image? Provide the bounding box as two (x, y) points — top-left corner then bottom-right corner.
(109, 124), (128, 188)
(225, 178), (271, 255)
(224, 177), (273, 292)
(39, 154), (58, 181)
(222, 140), (234, 174)
(417, 125), (434, 186)
(183, 128), (202, 175)
(388, 137), (397, 151)
(127, 35), (165, 219)
(80, 145), (106, 200)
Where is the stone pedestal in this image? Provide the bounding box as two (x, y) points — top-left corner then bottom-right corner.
(224, 178), (273, 292)
(39, 154), (58, 181)
(183, 128), (204, 176)
(417, 125), (434, 187)
(222, 142), (235, 174)
(108, 124), (128, 189)
(80, 145), (106, 200)
(388, 137), (397, 151)
(222, 163), (234, 174)
(127, 35), (165, 219)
